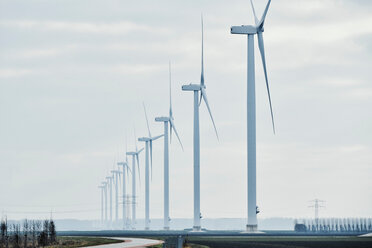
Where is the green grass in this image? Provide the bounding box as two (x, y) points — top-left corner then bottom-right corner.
(184, 236), (372, 248)
(50, 236), (123, 248)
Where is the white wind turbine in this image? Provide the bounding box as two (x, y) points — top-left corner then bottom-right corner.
(117, 154), (131, 229)
(105, 175), (113, 228)
(138, 103), (164, 230)
(126, 131), (144, 230)
(98, 184), (105, 226)
(111, 169), (122, 225)
(155, 62), (183, 230)
(102, 181), (108, 226)
(182, 17), (219, 231)
(230, 0), (275, 232)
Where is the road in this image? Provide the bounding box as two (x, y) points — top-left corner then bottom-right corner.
(83, 237), (164, 248)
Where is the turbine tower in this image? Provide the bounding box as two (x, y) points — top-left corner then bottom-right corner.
(155, 62), (183, 230)
(182, 17), (219, 231)
(98, 184), (105, 226)
(118, 156), (131, 229)
(111, 169), (122, 225)
(105, 175), (113, 228)
(230, 0), (275, 232)
(138, 103), (164, 230)
(102, 181), (108, 226)
(126, 132), (144, 229)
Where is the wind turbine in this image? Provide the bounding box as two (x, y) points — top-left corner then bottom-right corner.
(98, 184), (105, 226)
(155, 62), (184, 230)
(126, 131), (144, 229)
(230, 0), (275, 232)
(102, 181), (108, 226)
(105, 175), (113, 228)
(138, 103), (164, 230)
(182, 17), (219, 231)
(111, 169), (122, 225)
(117, 156), (131, 229)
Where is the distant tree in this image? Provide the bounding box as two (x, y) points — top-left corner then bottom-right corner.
(43, 220), (49, 245)
(30, 221), (35, 248)
(11, 224), (21, 248)
(36, 220), (53, 247)
(1, 219), (5, 247)
(48, 220), (56, 244)
(34, 221), (41, 248)
(37, 231), (47, 248)
(4, 219), (8, 248)
(22, 219), (29, 248)
(1, 218), (7, 248)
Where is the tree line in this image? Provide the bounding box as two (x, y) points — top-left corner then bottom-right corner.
(0, 218), (56, 248)
(294, 218), (372, 233)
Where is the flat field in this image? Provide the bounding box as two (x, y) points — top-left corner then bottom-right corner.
(185, 236), (372, 248)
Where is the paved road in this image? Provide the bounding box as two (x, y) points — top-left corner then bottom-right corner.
(61, 230), (369, 237)
(360, 233), (372, 237)
(83, 237), (163, 248)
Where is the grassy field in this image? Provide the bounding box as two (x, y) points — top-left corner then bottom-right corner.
(184, 236), (372, 248)
(49, 236), (123, 248)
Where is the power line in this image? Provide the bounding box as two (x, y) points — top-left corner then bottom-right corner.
(0, 203), (100, 208)
(2, 209), (100, 214)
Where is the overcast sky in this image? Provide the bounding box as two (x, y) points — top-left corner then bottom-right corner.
(0, 0), (371, 222)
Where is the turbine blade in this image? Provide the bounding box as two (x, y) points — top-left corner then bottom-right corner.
(199, 15), (205, 107)
(201, 88), (219, 140)
(169, 119), (184, 151)
(125, 133), (128, 158)
(257, 32), (275, 134)
(200, 15), (204, 86)
(152, 134), (164, 141)
(138, 147), (144, 154)
(150, 140), (153, 181)
(258, 0), (271, 28)
(199, 91), (203, 107)
(169, 121), (173, 143)
(136, 153), (141, 186)
(134, 127), (138, 151)
(143, 102), (152, 138)
(250, 0), (259, 25)
(169, 61), (173, 118)
(126, 164), (132, 175)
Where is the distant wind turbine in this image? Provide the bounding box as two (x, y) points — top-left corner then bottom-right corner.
(117, 153), (131, 229)
(182, 16), (219, 231)
(102, 181), (108, 225)
(126, 130), (144, 229)
(138, 103), (164, 230)
(155, 62), (183, 230)
(105, 175), (113, 228)
(111, 169), (122, 225)
(98, 184), (105, 226)
(230, 0), (275, 232)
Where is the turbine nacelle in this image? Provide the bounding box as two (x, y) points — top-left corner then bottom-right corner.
(138, 137), (151, 142)
(182, 84), (202, 91)
(126, 151), (136, 156)
(230, 25), (257, 35)
(155, 116), (170, 122)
